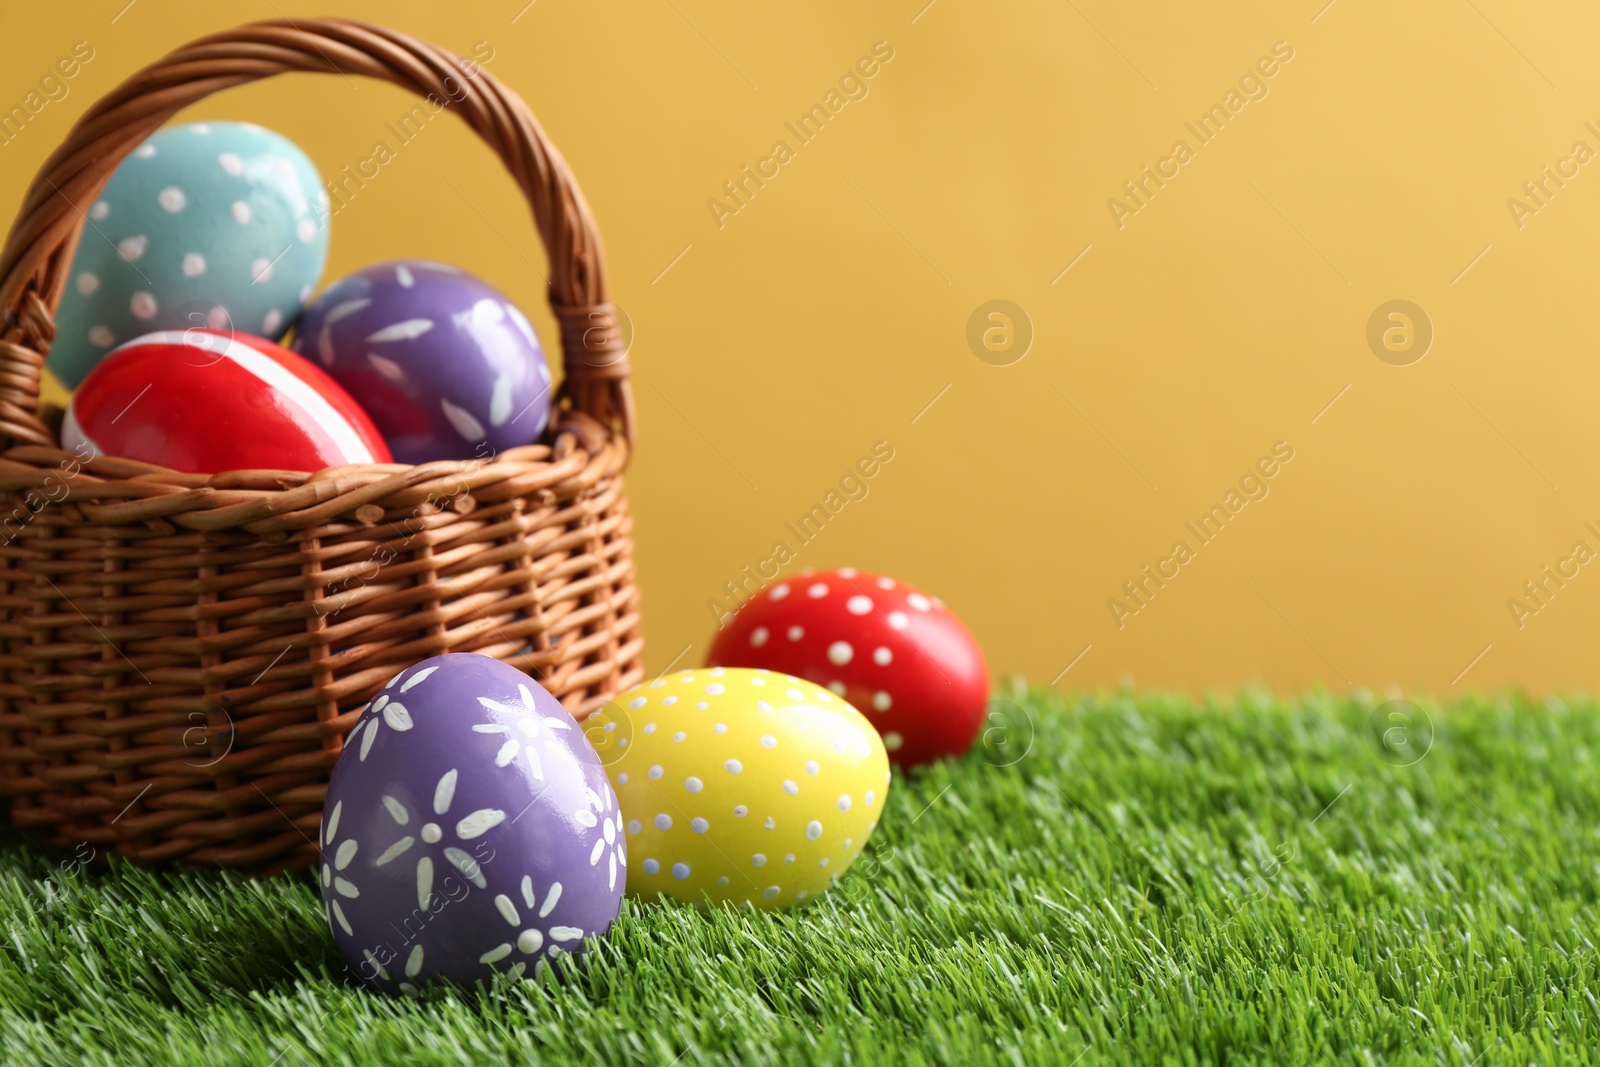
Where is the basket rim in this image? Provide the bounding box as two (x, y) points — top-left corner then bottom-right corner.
(0, 409), (627, 533)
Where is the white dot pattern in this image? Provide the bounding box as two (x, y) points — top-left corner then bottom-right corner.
(608, 667), (889, 909)
(712, 571), (969, 767)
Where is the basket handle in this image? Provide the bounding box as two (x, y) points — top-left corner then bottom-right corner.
(0, 18), (634, 451)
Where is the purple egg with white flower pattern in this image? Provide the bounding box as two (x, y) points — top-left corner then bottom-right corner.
(319, 653), (623, 994)
(292, 261), (551, 463)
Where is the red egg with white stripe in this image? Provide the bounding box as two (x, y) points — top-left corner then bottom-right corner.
(707, 569), (990, 766)
(62, 329), (391, 474)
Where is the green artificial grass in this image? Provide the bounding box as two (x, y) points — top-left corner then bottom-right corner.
(3, 686), (1600, 1065)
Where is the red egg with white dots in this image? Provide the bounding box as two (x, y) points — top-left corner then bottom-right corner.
(706, 569), (990, 766)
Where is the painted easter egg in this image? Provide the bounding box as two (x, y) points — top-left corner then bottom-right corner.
(320, 653), (625, 994)
(61, 330), (390, 474)
(707, 569), (990, 767)
(291, 261), (551, 464)
(39, 366), (70, 412)
(607, 667), (890, 909)
(49, 121), (329, 389)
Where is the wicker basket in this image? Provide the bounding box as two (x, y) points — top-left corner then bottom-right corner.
(0, 19), (643, 872)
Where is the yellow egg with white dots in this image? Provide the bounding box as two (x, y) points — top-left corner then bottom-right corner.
(605, 667), (890, 908)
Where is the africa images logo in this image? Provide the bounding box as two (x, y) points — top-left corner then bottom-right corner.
(705, 41), (896, 230)
(1104, 40), (1296, 229)
(1107, 441), (1295, 628)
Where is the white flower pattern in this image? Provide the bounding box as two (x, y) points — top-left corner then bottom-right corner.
(576, 783), (627, 891)
(349, 665), (439, 762)
(470, 682), (572, 780)
(475, 870), (591, 976)
(320, 799), (367, 940)
(372, 767), (505, 914)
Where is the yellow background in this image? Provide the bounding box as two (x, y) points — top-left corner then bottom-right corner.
(4, 0), (1598, 695)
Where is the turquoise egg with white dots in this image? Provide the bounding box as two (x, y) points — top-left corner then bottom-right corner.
(49, 121), (329, 387)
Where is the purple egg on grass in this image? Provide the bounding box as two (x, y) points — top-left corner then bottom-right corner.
(292, 260), (552, 463)
(319, 653), (623, 994)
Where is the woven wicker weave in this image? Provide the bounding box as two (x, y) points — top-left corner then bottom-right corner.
(0, 19), (643, 871)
